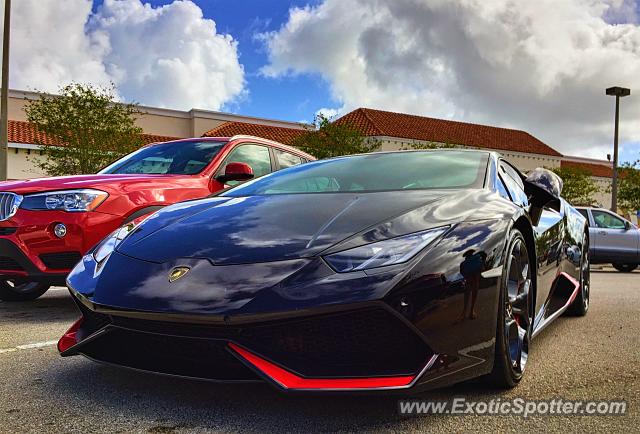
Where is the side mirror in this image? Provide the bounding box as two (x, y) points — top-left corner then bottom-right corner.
(217, 162), (254, 183)
(624, 220), (632, 230)
(524, 168), (563, 226)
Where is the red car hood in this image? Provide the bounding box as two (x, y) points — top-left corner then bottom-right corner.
(0, 174), (187, 195)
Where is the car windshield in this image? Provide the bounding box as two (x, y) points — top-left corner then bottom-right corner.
(223, 150), (488, 196)
(100, 140), (227, 175)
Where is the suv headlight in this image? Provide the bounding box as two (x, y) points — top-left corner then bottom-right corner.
(324, 226), (449, 273)
(21, 189), (108, 212)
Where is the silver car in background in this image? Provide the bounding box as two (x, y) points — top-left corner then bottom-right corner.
(576, 207), (639, 272)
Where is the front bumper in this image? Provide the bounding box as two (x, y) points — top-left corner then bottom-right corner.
(60, 290), (439, 392)
(0, 239), (69, 284)
(0, 209), (121, 283)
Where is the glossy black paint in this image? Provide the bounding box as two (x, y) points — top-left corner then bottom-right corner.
(64, 150), (588, 392)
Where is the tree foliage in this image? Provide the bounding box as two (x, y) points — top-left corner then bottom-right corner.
(550, 166), (600, 206)
(618, 161), (640, 211)
(291, 114), (378, 159)
(25, 83), (143, 176)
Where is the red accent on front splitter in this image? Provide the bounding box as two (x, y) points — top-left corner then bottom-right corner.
(228, 342), (416, 390)
(57, 317), (84, 353)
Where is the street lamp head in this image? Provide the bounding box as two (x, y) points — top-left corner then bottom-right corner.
(606, 86), (631, 97)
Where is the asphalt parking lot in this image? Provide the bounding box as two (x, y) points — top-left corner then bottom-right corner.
(0, 269), (638, 433)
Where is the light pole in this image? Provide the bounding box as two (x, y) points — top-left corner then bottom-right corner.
(0, 0), (10, 181)
(606, 86), (631, 212)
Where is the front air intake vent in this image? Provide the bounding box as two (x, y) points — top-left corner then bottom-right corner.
(40, 252), (82, 270)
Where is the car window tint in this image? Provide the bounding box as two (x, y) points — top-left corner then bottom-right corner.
(592, 210), (625, 229)
(496, 175), (511, 200)
(223, 145), (272, 186)
(100, 141), (226, 175)
(274, 149), (304, 169)
(264, 176), (340, 194)
(499, 162), (528, 206)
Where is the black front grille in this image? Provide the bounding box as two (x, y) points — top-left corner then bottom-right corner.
(79, 328), (258, 381)
(0, 227), (17, 236)
(40, 252), (82, 270)
(0, 256), (23, 270)
(240, 308), (432, 377)
(82, 307), (432, 379)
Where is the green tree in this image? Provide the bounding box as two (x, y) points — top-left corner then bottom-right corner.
(550, 166), (600, 206)
(291, 114), (378, 159)
(25, 83), (143, 175)
(618, 161), (640, 211)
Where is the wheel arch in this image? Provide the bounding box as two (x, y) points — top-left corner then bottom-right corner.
(512, 216), (537, 310)
(123, 205), (166, 224)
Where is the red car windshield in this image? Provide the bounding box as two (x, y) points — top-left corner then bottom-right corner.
(100, 140), (227, 175)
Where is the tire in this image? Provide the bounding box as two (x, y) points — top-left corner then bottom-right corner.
(0, 279), (50, 301)
(612, 263), (637, 272)
(488, 229), (533, 388)
(566, 240), (590, 316)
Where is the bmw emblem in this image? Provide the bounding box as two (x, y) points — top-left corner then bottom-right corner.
(168, 266), (190, 282)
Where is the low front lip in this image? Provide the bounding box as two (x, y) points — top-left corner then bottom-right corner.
(61, 286), (438, 392)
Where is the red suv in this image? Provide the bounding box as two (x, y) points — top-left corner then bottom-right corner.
(0, 135), (314, 301)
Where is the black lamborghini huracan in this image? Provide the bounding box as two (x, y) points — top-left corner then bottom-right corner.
(59, 149), (589, 392)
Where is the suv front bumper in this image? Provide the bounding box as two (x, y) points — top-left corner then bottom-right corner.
(0, 209), (122, 285)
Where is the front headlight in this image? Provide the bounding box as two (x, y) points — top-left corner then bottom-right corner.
(324, 226), (449, 273)
(92, 222), (137, 264)
(21, 189), (108, 212)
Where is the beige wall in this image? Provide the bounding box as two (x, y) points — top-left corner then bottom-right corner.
(593, 177), (612, 209)
(7, 147), (47, 180)
(8, 89), (307, 139)
(6, 89), (307, 180)
(6, 89), (616, 207)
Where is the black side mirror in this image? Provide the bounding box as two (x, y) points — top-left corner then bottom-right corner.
(523, 168), (563, 226)
(624, 220), (632, 230)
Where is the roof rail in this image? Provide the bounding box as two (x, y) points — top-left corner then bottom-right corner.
(229, 134), (289, 146)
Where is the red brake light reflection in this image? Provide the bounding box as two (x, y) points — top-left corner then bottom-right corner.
(57, 317), (84, 353)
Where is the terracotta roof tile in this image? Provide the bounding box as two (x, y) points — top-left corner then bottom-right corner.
(202, 121), (307, 145)
(8, 120), (180, 146)
(336, 108), (563, 157)
(561, 160), (613, 178)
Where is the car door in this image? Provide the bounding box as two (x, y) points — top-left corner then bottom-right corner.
(590, 209), (639, 263)
(576, 208), (597, 258)
(499, 160), (563, 316)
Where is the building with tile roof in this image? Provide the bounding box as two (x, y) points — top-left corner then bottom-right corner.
(4, 89), (615, 209)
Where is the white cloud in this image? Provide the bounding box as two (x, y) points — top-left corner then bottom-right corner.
(314, 107), (340, 119)
(9, 0), (245, 111)
(10, 0), (112, 91)
(261, 0), (640, 160)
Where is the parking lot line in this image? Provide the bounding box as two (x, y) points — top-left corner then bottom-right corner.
(0, 340), (57, 355)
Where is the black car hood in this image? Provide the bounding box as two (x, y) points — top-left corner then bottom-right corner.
(116, 190), (456, 265)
